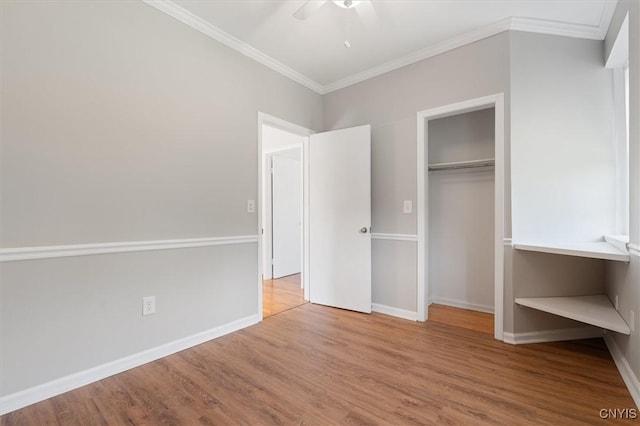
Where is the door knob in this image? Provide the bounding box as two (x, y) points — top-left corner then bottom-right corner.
(360, 227), (368, 233)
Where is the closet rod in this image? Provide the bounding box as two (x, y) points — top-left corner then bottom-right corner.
(428, 158), (495, 171)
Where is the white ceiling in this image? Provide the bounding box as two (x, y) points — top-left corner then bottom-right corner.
(149, 0), (617, 94)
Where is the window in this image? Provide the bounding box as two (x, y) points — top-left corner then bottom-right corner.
(612, 63), (629, 235)
(607, 13), (630, 235)
(625, 63), (629, 157)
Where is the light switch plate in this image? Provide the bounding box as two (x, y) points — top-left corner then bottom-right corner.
(403, 200), (412, 214)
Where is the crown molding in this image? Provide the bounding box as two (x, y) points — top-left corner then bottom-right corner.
(323, 13), (616, 94)
(598, 0), (619, 39)
(323, 18), (513, 93)
(142, 0), (324, 94)
(144, 1), (617, 96)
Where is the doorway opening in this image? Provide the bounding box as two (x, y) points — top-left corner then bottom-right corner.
(263, 143), (305, 318)
(258, 113), (373, 320)
(258, 114), (312, 320)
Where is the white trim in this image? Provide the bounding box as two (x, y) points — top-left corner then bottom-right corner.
(597, 0), (618, 40)
(371, 303), (417, 321)
(0, 314), (259, 415)
(258, 113), (314, 138)
(142, 0), (323, 94)
(604, 332), (640, 409)
(514, 241), (630, 262)
(510, 16), (607, 41)
(431, 297), (494, 314)
(371, 233), (418, 242)
(605, 13), (629, 68)
(0, 236), (258, 262)
(416, 106), (427, 321)
(143, 2), (615, 96)
(503, 327), (602, 345)
(417, 93), (505, 343)
(322, 16), (614, 94)
(324, 19), (512, 94)
(263, 143), (304, 155)
(629, 243), (640, 257)
(503, 238), (513, 247)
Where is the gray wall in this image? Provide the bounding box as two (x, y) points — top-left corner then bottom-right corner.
(323, 33), (512, 314)
(604, 0), (640, 383)
(2, 245), (257, 395)
(1, 1), (322, 397)
(509, 32), (620, 333)
(510, 32), (616, 243)
(371, 240), (417, 312)
(428, 109), (495, 163)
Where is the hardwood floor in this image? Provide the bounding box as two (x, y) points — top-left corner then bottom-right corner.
(428, 304), (494, 335)
(2, 303), (636, 425)
(262, 273), (306, 318)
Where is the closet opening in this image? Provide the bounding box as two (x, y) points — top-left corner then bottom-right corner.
(427, 108), (496, 333)
(416, 94), (505, 340)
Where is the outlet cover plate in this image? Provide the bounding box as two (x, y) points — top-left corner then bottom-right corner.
(143, 296), (156, 316)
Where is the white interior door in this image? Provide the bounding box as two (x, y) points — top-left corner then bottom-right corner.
(272, 154), (302, 278)
(309, 125), (371, 313)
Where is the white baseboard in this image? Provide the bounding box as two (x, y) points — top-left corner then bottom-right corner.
(431, 297), (494, 314)
(604, 332), (640, 409)
(503, 326), (602, 345)
(372, 303), (417, 321)
(0, 314), (259, 415)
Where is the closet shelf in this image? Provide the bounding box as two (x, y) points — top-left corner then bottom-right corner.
(604, 234), (629, 254)
(513, 241), (629, 262)
(515, 295), (631, 335)
(427, 158), (495, 171)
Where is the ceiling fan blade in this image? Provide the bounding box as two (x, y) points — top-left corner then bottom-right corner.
(294, 0), (326, 20)
(355, 0), (378, 26)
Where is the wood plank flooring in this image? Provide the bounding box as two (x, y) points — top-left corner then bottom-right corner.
(262, 274), (306, 318)
(2, 303), (636, 425)
(428, 304), (494, 335)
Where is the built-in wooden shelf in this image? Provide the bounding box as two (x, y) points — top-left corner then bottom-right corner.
(515, 295), (631, 335)
(428, 158), (495, 171)
(514, 241), (629, 262)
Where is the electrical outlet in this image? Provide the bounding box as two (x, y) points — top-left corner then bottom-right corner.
(247, 200), (255, 213)
(142, 296), (155, 316)
(403, 200), (412, 214)
(615, 295), (619, 310)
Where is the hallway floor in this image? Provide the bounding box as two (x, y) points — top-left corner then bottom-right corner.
(263, 273), (306, 318)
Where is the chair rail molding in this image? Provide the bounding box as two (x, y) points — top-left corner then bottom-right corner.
(371, 233), (418, 242)
(0, 235), (259, 262)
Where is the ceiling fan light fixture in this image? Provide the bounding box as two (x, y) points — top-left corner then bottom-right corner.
(333, 0), (361, 9)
